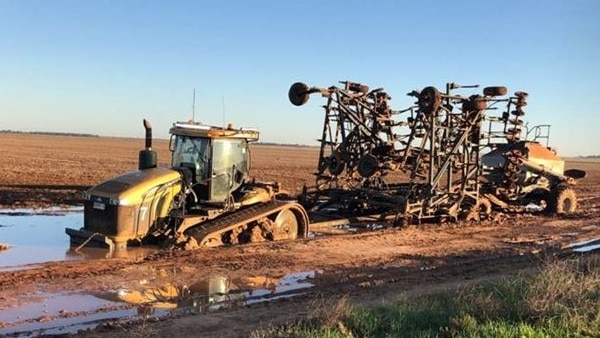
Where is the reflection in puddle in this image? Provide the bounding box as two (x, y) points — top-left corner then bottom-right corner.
(102, 271), (319, 315)
(65, 246), (158, 260)
(568, 238), (600, 253)
(0, 207), (157, 270)
(0, 271), (319, 336)
(310, 222), (388, 237)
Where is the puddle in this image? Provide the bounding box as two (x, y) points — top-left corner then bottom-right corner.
(0, 207), (83, 269)
(101, 270), (320, 315)
(0, 207), (156, 271)
(0, 291), (135, 337)
(525, 203), (544, 212)
(567, 238), (600, 253)
(310, 222), (389, 237)
(0, 271), (320, 336)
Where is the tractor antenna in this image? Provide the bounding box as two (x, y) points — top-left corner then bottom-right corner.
(222, 94), (226, 127)
(192, 88), (196, 122)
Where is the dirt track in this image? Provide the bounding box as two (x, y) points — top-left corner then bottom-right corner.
(1, 133), (600, 337)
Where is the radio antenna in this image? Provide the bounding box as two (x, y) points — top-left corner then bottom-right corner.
(192, 89), (196, 122)
(221, 94), (226, 127)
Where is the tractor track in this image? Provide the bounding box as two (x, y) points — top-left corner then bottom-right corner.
(184, 200), (308, 247)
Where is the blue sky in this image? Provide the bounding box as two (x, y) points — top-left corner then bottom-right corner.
(0, 0), (598, 156)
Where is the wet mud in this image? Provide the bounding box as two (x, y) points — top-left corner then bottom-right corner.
(0, 270), (319, 336)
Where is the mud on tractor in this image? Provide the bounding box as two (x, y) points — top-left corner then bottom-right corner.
(288, 81), (585, 225)
(66, 120), (309, 251)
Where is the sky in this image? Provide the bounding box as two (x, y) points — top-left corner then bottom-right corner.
(0, 0), (598, 156)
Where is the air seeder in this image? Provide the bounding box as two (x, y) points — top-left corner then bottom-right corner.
(289, 81), (585, 224)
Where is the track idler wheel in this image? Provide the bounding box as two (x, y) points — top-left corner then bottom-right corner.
(199, 235), (223, 248)
(182, 234), (223, 250)
(272, 209), (299, 240)
(418, 86), (441, 115)
(357, 154), (379, 178)
(288, 82), (310, 106)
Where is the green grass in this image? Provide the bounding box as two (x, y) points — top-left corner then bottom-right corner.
(251, 256), (600, 338)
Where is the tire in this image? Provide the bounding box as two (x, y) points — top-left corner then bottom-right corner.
(394, 213), (413, 228)
(483, 86), (507, 97)
(525, 188), (551, 212)
(514, 91), (529, 98)
(462, 95), (487, 113)
(328, 152), (345, 176)
(288, 82), (309, 106)
(549, 187), (577, 214)
(418, 86), (441, 115)
(348, 83), (369, 94)
(317, 156), (329, 173)
(357, 154), (379, 177)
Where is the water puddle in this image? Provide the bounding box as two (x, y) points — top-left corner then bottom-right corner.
(0, 292), (133, 337)
(310, 222), (389, 237)
(525, 203), (545, 212)
(567, 238), (600, 253)
(102, 270), (319, 314)
(0, 271), (320, 336)
(0, 207), (156, 271)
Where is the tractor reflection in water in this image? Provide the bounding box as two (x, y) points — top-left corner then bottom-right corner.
(101, 272), (316, 316)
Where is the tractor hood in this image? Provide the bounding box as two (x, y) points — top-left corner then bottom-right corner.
(85, 167), (182, 206)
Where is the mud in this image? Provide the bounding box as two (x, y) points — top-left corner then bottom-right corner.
(1, 134), (600, 337)
(0, 208), (158, 270)
(0, 270), (318, 336)
(0, 207), (83, 269)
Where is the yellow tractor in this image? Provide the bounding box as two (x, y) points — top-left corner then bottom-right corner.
(66, 120), (309, 251)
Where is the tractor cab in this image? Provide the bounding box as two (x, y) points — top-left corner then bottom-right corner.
(168, 121), (259, 204)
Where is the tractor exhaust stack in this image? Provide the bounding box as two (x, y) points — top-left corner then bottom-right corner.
(138, 119), (157, 170)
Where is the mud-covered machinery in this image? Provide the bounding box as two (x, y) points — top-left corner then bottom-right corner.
(66, 120), (309, 250)
(289, 81), (585, 224)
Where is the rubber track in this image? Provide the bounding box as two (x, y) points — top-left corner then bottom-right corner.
(184, 200), (299, 244)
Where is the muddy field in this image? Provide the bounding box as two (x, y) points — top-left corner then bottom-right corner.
(1, 132), (600, 337)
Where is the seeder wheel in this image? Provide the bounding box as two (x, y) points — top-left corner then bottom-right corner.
(418, 86), (441, 115)
(288, 82), (310, 106)
(483, 86), (507, 97)
(357, 154), (379, 177)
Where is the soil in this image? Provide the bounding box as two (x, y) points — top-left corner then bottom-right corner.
(1, 132), (600, 337)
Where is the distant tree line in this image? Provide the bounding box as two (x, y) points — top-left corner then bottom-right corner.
(580, 155), (600, 158)
(0, 130), (99, 138)
(255, 142), (316, 148)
